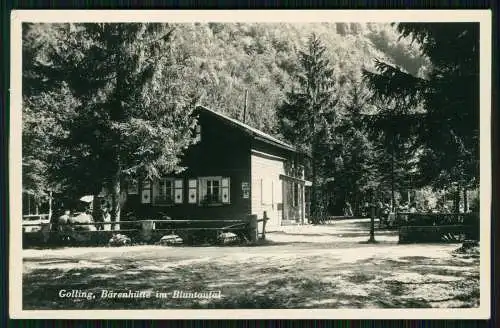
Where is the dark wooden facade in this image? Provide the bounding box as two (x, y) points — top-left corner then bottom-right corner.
(125, 106), (310, 227)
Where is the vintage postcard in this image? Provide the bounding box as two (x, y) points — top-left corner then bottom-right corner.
(10, 10), (491, 319)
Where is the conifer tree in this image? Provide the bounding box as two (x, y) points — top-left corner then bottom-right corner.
(23, 23), (199, 227)
(363, 23), (479, 201)
(277, 33), (339, 221)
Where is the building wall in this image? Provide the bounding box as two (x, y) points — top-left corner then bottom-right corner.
(250, 151), (285, 230)
(124, 109), (305, 227)
(126, 112), (252, 220)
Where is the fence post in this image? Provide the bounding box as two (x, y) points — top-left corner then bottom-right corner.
(41, 223), (51, 243)
(262, 211), (268, 240)
(247, 214), (258, 243)
(141, 220), (156, 242)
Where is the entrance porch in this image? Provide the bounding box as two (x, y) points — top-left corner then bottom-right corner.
(279, 174), (311, 225)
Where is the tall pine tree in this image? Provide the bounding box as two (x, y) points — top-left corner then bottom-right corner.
(23, 23), (200, 227)
(277, 33), (339, 221)
(363, 23), (479, 207)
(330, 78), (380, 214)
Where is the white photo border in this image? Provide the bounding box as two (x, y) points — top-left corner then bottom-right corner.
(9, 9), (492, 320)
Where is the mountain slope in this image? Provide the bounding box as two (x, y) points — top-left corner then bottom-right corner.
(168, 22), (429, 133)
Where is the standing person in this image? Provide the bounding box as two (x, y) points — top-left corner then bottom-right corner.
(68, 206), (96, 243)
(102, 206), (112, 231)
(56, 209), (72, 242)
(94, 200), (109, 230)
(344, 201), (353, 217)
(57, 209), (71, 225)
(377, 199), (384, 225)
(362, 201), (369, 217)
(383, 201), (390, 213)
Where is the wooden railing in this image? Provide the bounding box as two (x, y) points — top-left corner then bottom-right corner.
(23, 214), (50, 219)
(23, 213), (50, 222)
(396, 212), (478, 226)
(22, 214), (51, 233)
(397, 212), (479, 243)
(22, 215), (270, 247)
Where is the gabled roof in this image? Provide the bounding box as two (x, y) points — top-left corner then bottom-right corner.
(195, 105), (297, 152)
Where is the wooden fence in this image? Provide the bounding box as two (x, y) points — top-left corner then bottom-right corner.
(22, 214), (51, 233)
(22, 214), (269, 247)
(397, 212), (479, 243)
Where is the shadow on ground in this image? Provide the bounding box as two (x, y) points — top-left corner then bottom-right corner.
(23, 247), (479, 309)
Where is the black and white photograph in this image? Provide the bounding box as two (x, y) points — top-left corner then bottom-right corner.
(9, 10), (491, 319)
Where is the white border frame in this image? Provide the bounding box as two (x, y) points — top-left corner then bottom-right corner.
(9, 9), (492, 320)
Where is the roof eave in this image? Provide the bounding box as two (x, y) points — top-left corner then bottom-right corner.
(252, 135), (297, 152)
(196, 105), (298, 153)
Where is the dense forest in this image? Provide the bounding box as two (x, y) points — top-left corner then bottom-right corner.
(22, 22), (479, 219)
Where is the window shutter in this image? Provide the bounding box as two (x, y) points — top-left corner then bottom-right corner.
(188, 179), (197, 204)
(174, 179), (183, 204)
(142, 189), (151, 204)
(198, 179), (207, 204)
(221, 177), (230, 204)
(141, 180), (151, 204)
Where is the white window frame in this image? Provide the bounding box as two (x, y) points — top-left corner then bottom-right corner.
(198, 176), (230, 206)
(153, 178), (183, 206)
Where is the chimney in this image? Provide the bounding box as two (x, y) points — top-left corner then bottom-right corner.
(243, 89), (248, 123)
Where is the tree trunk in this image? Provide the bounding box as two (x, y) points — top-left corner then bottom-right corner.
(463, 187), (468, 213)
(92, 183), (102, 229)
(368, 190), (376, 242)
(391, 133), (396, 212)
(309, 109), (321, 223)
(311, 155), (318, 222)
(454, 185), (461, 213)
(92, 193), (100, 220)
(354, 192), (359, 217)
(48, 191), (53, 220)
(310, 133), (320, 223)
(111, 155), (121, 231)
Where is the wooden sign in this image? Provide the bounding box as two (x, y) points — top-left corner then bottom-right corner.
(242, 182), (250, 199)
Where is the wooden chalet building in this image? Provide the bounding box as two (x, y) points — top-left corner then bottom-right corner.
(125, 106), (311, 230)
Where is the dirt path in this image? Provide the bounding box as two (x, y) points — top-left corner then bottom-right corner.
(22, 219), (479, 309)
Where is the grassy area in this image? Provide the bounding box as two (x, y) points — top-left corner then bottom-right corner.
(22, 219), (480, 309)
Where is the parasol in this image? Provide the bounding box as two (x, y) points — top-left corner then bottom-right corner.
(79, 195), (94, 203)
